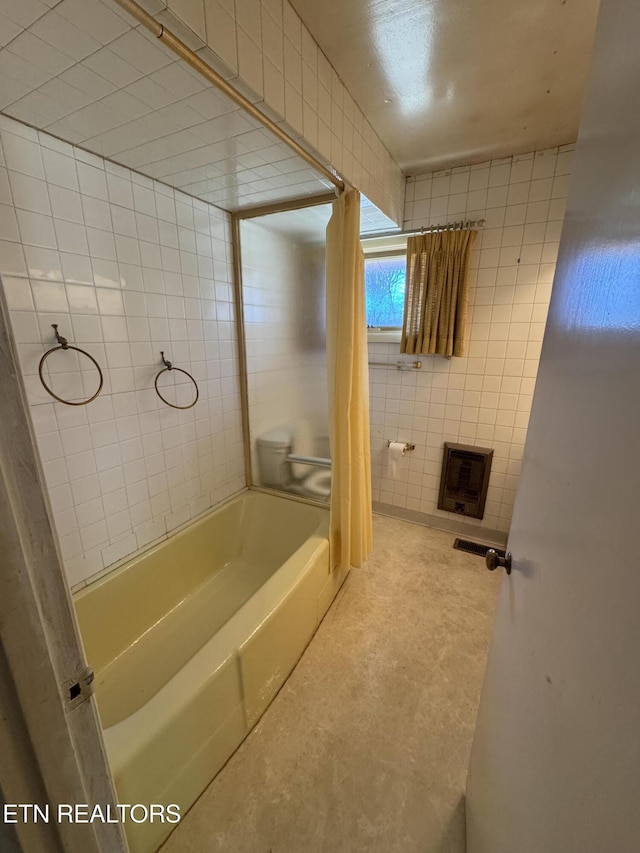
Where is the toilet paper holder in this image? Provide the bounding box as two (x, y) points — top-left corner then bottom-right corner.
(387, 440), (415, 452)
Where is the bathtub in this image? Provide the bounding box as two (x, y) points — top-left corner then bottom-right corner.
(74, 490), (345, 853)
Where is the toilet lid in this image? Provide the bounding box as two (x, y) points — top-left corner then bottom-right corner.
(304, 469), (332, 497)
(258, 426), (293, 448)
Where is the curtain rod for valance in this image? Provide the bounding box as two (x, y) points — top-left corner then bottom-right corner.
(112, 0), (344, 193)
(362, 218), (485, 241)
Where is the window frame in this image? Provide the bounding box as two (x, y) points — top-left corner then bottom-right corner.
(362, 238), (408, 343)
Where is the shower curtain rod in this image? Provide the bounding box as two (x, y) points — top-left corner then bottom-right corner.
(362, 218), (486, 241)
(112, 0), (345, 193)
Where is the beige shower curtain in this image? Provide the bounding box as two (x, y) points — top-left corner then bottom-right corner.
(401, 228), (476, 357)
(325, 189), (373, 570)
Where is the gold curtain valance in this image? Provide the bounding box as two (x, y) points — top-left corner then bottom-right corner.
(401, 228), (477, 357)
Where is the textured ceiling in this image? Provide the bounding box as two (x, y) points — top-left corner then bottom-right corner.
(291, 0), (600, 174)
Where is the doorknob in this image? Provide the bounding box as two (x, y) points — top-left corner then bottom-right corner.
(486, 549), (512, 575)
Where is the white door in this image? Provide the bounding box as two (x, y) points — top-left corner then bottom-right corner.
(466, 1), (640, 851)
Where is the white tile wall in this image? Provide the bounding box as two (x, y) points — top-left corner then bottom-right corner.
(0, 0), (404, 223)
(163, 0), (405, 223)
(0, 6), (334, 212)
(0, 115), (245, 589)
(370, 146), (574, 535)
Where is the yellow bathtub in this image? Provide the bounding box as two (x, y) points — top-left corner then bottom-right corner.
(74, 490), (346, 853)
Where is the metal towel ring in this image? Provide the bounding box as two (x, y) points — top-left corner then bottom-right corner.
(154, 352), (199, 410)
(38, 325), (104, 406)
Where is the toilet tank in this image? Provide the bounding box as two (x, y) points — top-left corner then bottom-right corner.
(256, 427), (293, 488)
(316, 434), (331, 459)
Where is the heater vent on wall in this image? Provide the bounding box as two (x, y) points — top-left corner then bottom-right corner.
(438, 443), (493, 519)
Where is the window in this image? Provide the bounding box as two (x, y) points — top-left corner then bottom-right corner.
(365, 253), (406, 328)
(362, 235), (408, 341)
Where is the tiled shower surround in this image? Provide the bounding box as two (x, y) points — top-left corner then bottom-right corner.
(161, 0), (404, 225)
(0, 0), (402, 230)
(370, 145), (574, 536)
(0, 115), (244, 588)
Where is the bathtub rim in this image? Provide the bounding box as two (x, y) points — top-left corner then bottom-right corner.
(72, 489), (330, 733)
(102, 531), (331, 771)
(71, 485), (328, 595)
(248, 483), (330, 510)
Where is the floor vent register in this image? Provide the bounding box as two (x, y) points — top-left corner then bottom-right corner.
(453, 538), (506, 559)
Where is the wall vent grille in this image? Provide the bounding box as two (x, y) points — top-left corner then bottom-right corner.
(438, 443), (493, 519)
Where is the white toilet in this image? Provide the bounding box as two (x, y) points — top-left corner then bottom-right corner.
(257, 426), (331, 500)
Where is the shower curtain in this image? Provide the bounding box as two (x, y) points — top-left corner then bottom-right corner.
(325, 188), (373, 570)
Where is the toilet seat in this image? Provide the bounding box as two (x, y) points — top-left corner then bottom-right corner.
(302, 469), (331, 499)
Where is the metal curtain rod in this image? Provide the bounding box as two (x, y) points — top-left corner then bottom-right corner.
(112, 0), (344, 193)
(362, 218), (486, 241)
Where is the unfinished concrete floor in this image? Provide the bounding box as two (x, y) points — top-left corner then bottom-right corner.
(160, 514), (501, 853)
